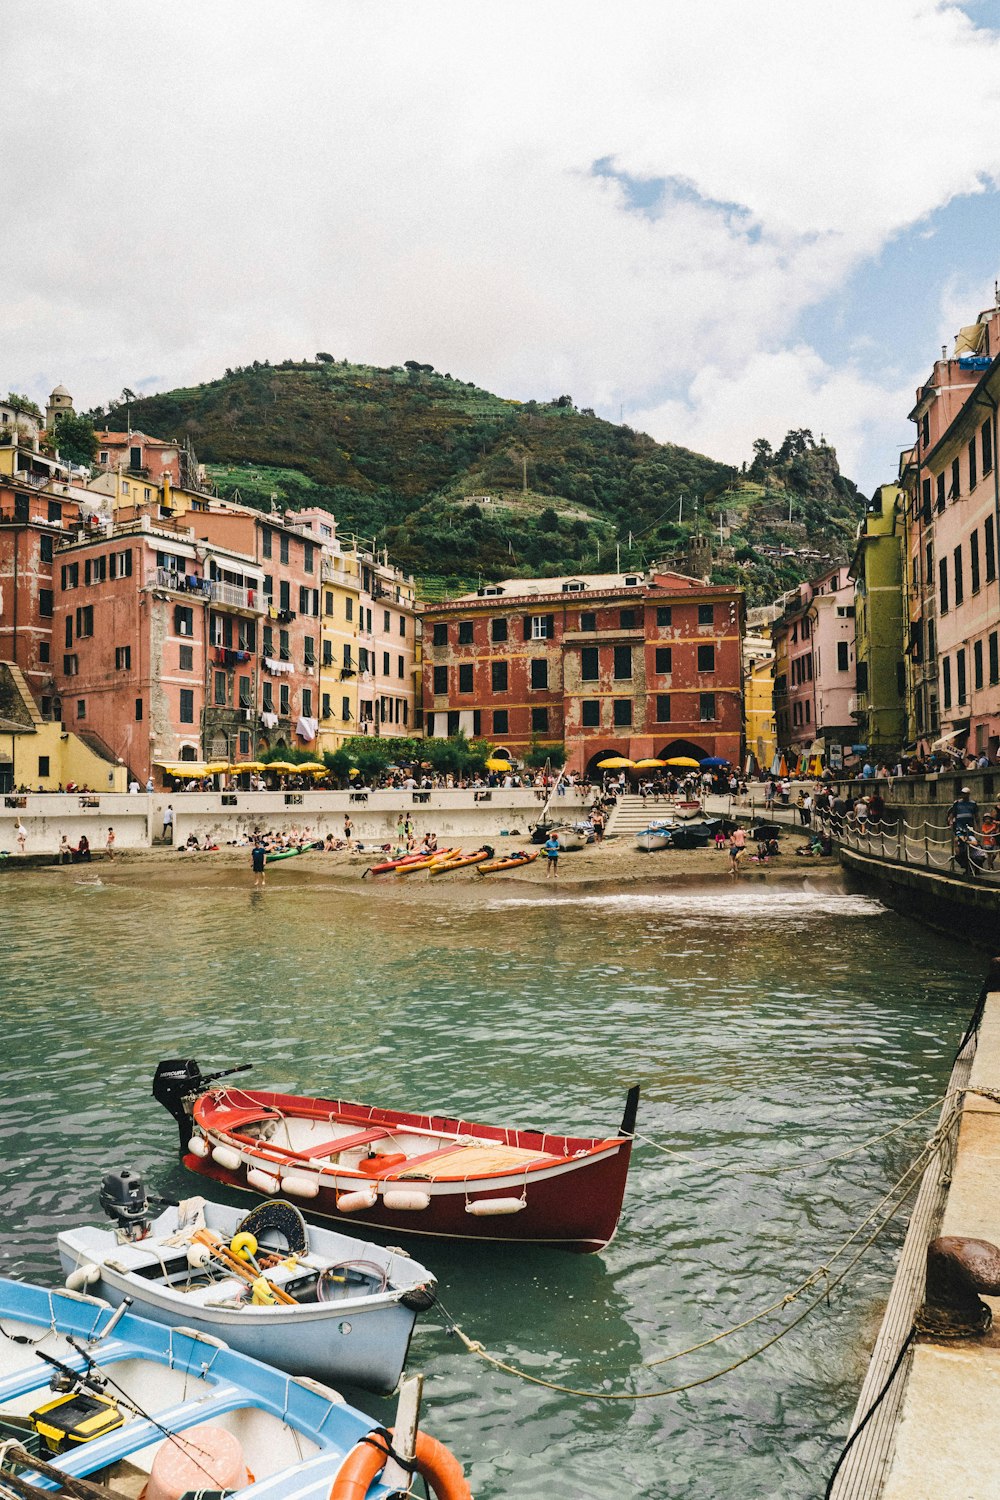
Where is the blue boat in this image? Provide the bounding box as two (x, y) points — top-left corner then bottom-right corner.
(0, 1277), (460, 1497)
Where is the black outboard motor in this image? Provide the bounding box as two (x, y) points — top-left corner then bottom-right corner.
(152, 1058), (204, 1153)
(153, 1057), (253, 1153)
(100, 1167), (151, 1241)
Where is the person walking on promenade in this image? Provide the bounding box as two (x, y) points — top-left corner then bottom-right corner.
(251, 837), (267, 888)
(728, 825), (746, 875)
(948, 785), (979, 839)
(162, 804), (174, 843)
(544, 832), (560, 878)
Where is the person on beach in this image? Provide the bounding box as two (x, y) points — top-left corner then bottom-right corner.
(728, 825), (746, 874)
(59, 834), (72, 864)
(105, 827), (116, 860)
(343, 814), (353, 842)
(162, 804), (174, 842)
(251, 837), (267, 888)
(15, 820), (27, 855)
(543, 832), (560, 878)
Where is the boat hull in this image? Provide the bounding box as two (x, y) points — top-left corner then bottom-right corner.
(635, 832), (671, 851)
(56, 1248), (416, 1393)
(182, 1147), (630, 1253)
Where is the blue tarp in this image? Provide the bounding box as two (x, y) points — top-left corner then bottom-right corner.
(958, 355), (991, 371)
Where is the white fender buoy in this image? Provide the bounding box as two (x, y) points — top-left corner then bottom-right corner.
(465, 1197), (527, 1216)
(382, 1189), (431, 1212)
(186, 1243), (213, 1270)
(247, 1168), (280, 1195)
(336, 1186), (378, 1213)
(211, 1145), (242, 1172)
(281, 1173), (319, 1199)
(189, 1136), (210, 1158)
(65, 1263), (100, 1291)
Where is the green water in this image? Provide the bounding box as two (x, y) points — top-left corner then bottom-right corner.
(2, 868), (982, 1499)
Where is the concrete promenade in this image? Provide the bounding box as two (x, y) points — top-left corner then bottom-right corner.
(833, 967), (1000, 1500)
(0, 785), (594, 856)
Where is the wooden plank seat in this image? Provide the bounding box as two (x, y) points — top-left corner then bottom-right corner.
(398, 1142), (553, 1180)
(291, 1126), (394, 1160)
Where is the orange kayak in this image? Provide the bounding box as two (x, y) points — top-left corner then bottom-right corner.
(394, 848), (459, 875)
(429, 850), (490, 874)
(478, 851), (539, 874)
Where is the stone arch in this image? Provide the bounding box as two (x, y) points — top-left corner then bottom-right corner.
(655, 737), (711, 763)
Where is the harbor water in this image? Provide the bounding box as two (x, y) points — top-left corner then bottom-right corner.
(2, 867), (982, 1499)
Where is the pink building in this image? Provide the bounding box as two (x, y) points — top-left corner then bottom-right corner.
(905, 300), (1000, 756)
(95, 430), (184, 486)
(772, 564), (856, 763)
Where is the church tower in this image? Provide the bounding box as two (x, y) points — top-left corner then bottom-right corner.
(45, 384), (74, 430)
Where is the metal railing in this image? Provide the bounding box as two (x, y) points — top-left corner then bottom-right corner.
(839, 813), (1000, 885)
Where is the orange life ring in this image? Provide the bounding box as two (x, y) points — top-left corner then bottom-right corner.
(328, 1427), (470, 1500)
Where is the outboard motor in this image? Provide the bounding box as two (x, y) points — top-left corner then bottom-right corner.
(100, 1167), (151, 1241)
(152, 1058), (204, 1153)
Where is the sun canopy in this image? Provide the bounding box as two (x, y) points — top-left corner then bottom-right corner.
(699, 756), (729, 768)
(155, 761), (210, 777)
(229, 761), (266, 772)
(262, 761), (301, 773)
(485, 757), (513, 771)
(596, 756), (636, 769)
(664, 756), (701, 768)
(633, 758), (667, 768)
(295, 762), (328, 772)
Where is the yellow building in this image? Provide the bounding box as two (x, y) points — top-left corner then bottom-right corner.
(744, 621), (777, 771)
(318, 548), (362, 753)
(0, 662), (127, 792)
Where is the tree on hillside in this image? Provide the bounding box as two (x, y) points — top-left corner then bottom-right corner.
(52, 411), (98, 467)
(316, 352), (334, 363)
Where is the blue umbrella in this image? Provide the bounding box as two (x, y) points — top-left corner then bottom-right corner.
(699, 756), (729, 768)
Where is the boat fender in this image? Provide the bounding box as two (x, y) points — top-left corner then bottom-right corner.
(211, 1145), (242, 1173)
(230, 1232), (258, 1262)
(281, 1173), (320, 1199)
(187, 1243), (213, 1270)
(382, 1189), (431, 1212)
(188, 1135), (210, 1158)
(247, 1167), (281, 1196)
(336, 1185), (378, 1213)
(465, 1197), (527, 1216)
(399, 1284), (437, 1312)
(328, 1426), (471, 1500)
(65, 1263), (101, 1292)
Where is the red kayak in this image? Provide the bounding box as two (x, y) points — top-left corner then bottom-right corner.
(154, 1061), (638, 1254)
(363, 850), (431, 877)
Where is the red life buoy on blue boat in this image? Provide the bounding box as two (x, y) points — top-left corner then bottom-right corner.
(328, 1427), (470, 1500)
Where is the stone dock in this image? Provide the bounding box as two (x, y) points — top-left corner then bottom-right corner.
(832, 960), (1000, 1499)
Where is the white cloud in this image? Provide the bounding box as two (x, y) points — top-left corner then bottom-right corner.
(2, 0), (1000, 491)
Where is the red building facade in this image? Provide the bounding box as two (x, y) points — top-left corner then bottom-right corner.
(0, 482), (81, 712)
(421, 570), (744, 774)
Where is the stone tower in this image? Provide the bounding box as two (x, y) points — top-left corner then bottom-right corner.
(45, 384), (74, 430)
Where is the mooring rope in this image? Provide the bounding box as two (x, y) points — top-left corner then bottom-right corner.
(441, 1121), (950, 1402)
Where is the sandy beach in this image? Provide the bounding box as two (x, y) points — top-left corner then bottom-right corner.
(11, 828), (844, 895)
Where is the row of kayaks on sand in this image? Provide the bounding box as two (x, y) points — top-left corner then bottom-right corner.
(364, 845), (538, 876)
(0, 1061), (638, 1499)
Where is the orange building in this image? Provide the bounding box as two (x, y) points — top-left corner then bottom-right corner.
(421, 569), (744, 775)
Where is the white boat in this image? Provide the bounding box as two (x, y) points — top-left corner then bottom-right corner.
(57, 1171), (436, 1394)
(666, 797), (702, 819)
(556, 825), (586, 851)
(635, 826), (672, 851)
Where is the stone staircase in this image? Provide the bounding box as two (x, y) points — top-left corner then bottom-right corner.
(605, 794), (674, 837)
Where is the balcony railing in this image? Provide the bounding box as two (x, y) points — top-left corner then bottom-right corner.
(150, 568), (211, 598)
(211, 579), (264, 613)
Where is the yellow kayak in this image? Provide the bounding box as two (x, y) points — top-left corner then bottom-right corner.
(429, 850), (491, 875)
(394, 847), (459, 875)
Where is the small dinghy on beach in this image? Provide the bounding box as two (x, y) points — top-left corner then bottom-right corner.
(57, 1172), (436, 1393)
(154, 1060), (639, 1254)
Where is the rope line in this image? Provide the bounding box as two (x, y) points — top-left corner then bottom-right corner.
(442, 1124), (946, 1402)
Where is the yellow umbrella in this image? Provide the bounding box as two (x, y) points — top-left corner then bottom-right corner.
(158, 762), (209, 777)
(596, 756), (636, 769)
(485, 757), (513, 771)
(348, 767), (361, 777)
(296, 762), (328, 772)
(204, 762), (230, 774)
(263, 761), (300, 773)
(633, 758), (667, 768)
(664, 756), (701, 768)
(229, 761), (266, 772)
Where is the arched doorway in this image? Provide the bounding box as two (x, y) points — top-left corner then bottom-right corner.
(655, 737), (711, 764)
(584, 747), (629, 780)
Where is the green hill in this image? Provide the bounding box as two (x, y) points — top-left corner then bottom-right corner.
(107, 359), (864, 602)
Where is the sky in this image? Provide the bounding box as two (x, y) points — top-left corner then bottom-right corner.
(5, 0), (1000, 493)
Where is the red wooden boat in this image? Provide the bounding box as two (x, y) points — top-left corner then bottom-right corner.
(154, 1061), (638, 1254)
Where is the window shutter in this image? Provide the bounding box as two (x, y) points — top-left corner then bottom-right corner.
(523, 615), (532, 640)
(546, 614), (555, 638)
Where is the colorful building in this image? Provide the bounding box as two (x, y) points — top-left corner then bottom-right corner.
(772, 565), (856, 765)
(901, 300), (1000, 757)
(421, 569), (744, 774)
(0, 660), (126, 793)
(358, 547), (418, 738)
(94, 429), (185, 486)
(295, 510), (362, 752)
(848, 484), (906, 758)
(743, 611), (777, 772)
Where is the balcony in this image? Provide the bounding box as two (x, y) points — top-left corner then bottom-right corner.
(849, 694), (868, 717)
(210, 580), (265, 614)
(149, 568), (211, 598)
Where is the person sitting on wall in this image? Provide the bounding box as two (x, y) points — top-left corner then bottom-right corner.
(72, 835), (91, 862)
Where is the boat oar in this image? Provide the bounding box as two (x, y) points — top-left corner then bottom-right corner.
(191, 1229), (297, 1306)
